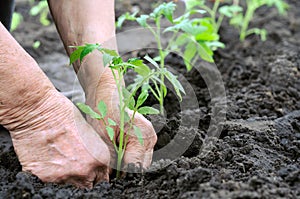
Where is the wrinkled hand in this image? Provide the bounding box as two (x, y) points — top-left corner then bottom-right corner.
(86, 68), (157, 170)
(8, 91), (110, 188)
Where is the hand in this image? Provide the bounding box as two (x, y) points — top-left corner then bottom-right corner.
(85, 68), (157, 170)
(7, 90), (110, 188)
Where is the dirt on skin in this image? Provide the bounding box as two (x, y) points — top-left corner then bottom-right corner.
(0, 0), (300, 198)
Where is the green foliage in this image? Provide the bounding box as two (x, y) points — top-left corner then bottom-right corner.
(227, 0), (288, 41)
(29, 0), (51, 26)
(117, 2), (220, 71)
(11, 12), (23, 32)
(70, 43), (184, 177)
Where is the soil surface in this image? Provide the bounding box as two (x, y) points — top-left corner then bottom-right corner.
(0, 0), (300, 198)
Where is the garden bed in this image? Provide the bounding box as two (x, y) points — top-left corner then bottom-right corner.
(0, 0), (299, 198)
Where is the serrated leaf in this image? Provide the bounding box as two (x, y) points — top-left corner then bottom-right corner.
(138, 106), (160, 115)
(183, 41), (197, 71)
(175, 33), (189, 46)
(181, 23), (207, 35)
(103, 53), (114, 66)
(108, 118), (117, 126)
(184, 0), (205, 10)
(136, 15), (149, 27)
(219, 5), (243, 18)
(102, 48), (119, 56)
(128, 97), (136, 110)
(69, 47), (84, 65)
(229, 13), (244, 27)
(80, 43), (101, 62)
(144, 55), (160, 68)
(165, 71), (185, 100)
(124, 111), (131, 123)
(116, 11), (138, 28)
(77, 103), (101, 119)
(162, 2), (176, 23)
(137, 90), (149, 108)
(133, 126), (144, 146)
(97, 101), (107, 118)
(197, 42), (214, 63)
(128, 58), (151, 77)
(112, 56), (123, 65)
(106, 126), (114, 141)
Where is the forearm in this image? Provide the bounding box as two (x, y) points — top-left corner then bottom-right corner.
(47, 0), (117, 91)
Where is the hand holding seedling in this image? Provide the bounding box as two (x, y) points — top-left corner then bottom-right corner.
(82, 67), (157, 175)
(0, 0), (157, 189)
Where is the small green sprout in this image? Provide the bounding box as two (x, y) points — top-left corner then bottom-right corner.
(29, 0), (51, 26)
(70, 43), (184, 177)
(228, 0), (288, 41)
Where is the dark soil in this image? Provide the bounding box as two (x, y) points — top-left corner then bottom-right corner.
(0, 0), (300, 198)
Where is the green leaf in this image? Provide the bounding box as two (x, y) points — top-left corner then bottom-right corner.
(103, 53), (114, 66)
(183, 41), (197, 71)
(229, 13), (244, 27)
(128, 58), (151, 77)
(152, 2), (176, 21)
(124, 111), (131, 123)
(184, 0), (205, 10)
(29, 1), (48, 16)
(112, 56), (123, 65)
(219, 5), (243, 18)
(175, 33), (189, 46)
(32, 41), (41, 49)
(40, 9), (50, 26)
(138, 106), (160, 115)
(165, 70), (186, 100)
(137, 90), (149, 108)
(206, 41), (225, 50)
(77, 103), (101, 119)
(97, 101), (107, 118)
(181, 23), (207, 35)
(136, 15), (149, 27)
(133, 126), (144, 146)
(11, 12), (23, 32)
(108, 118), (117, 126)
(128, 97), (136, 110)
(69, 46), (84, 65)
(116, 11), (138, 28)
(196, 32), (219, 41)
(162, 2), (176, 23)
(102, 48), (119, 56)
(197, 42), (214, 63)
(144, 55), (160, 68)
(80, 43), (101, 61)
(106, 126), (114, 141)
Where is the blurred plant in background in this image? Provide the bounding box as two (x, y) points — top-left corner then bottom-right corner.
(11, 0), (50, 32)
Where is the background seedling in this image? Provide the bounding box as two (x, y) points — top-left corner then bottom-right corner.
(117, 2), (217, 114)
(228, 0), (288, 41)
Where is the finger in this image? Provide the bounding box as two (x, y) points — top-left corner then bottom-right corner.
(94, 166), (110, 185)
(123, 114), (157, 168)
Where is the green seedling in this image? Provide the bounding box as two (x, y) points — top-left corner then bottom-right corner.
(29, 0), (51, 26)
(117, 2), (219, 114)
(69, 43), (184, 177)
(184, 0), (242, 33)
(228, 0), (288, 41)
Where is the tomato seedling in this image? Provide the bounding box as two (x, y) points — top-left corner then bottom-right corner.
(117, 2), (220, 114)
(227, 0), (288, 41)
(69, 43), (184, 177)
